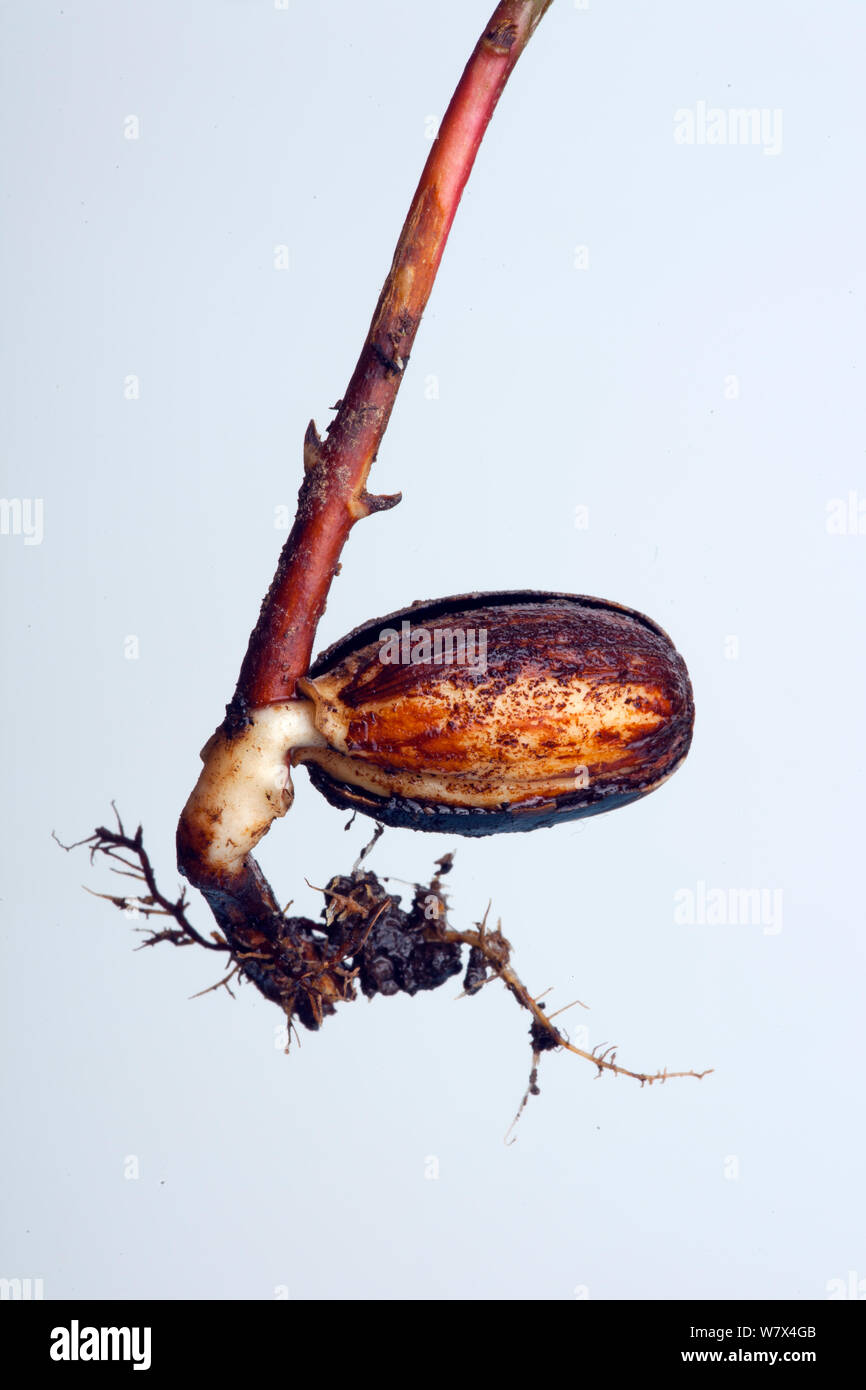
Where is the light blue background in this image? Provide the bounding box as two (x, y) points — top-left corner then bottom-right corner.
(2, 0), (864, 1300)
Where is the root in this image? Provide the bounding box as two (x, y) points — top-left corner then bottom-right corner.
(60, 807), (712, 1131)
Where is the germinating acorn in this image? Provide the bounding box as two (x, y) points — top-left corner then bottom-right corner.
(179, 590), (695, 877)
(290, 590), (694, 836)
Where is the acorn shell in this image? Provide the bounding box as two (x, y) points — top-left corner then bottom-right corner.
(296, 590), (694, 836)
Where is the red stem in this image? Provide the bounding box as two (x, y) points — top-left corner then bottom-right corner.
(178, 1), (552, 927)
(232, 0), (553, 715)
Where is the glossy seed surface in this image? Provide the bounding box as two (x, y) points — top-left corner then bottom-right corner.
(296, 591), (694, 835)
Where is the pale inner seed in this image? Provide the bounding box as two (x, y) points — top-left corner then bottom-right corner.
(295, 675), (668, 809)
(180, 700), (325, 876)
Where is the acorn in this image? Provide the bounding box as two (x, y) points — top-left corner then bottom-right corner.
(292, 590), (694, 836)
